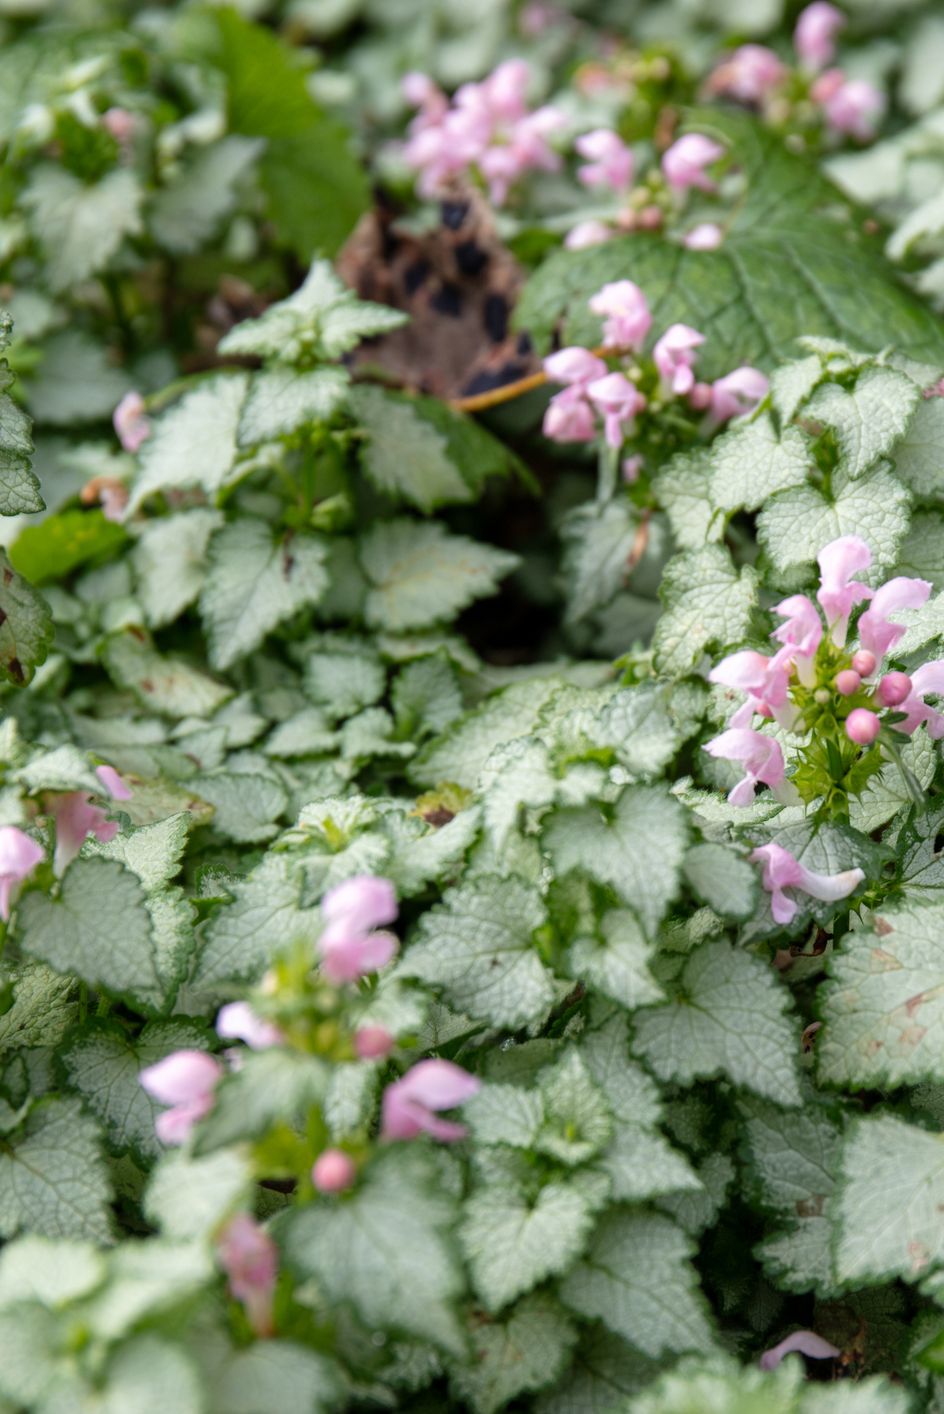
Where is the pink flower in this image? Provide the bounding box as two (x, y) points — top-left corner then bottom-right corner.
(543, 390), (597, 443)
(816, 536), (873, 645)
(102, 107), (136, 149)
(402, 72), (448, 126)
(216, 1002), (283, 1050)
(760, 1329), (840, 1371)
(318, 875), (399, 984)
(622, 454), (644, 482)
(750, 843), (864, 925)
(312, 1149), (357, 1193)
(588, 281), (652, 352)
(564, 220), (614, 250)
(709, 648), (794, 728)
(575, 129), (634, 191)
(139, 1049), (222, 1145)
(381, 1059), (480, 1142)
(794, 3), (846, 71)
(708, 367), (769, 423)
(95, 764), (131, 800)
(683, 222), (724, 250)
(0, 826), (44, 921)
(703, 728), (787, 807)
(856, 576), (931, 662)
(845, 707), (880, 745)
(355, 1026), (394, 1060)
(482, 59), (531, 122)
(772, 594), (822, 684)
(49, 762), (130, 875)
(217, 1214), (278, 1337)
(709, 45), (787, 105)
(586, 372), (646, 448)
(544, 348), (607, 387)
(662, 133), (725, 192)
(653, 324), (704, 396)
(113, 392), (151, 455)
(897, 661), (944, 738)
(812, 70), (884, 141)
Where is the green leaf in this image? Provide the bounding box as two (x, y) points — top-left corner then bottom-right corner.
(62, 1019), (210, 1162)
(102, 629), (232, 719)
(536, 1050), (613, 1166)
(238, 366), (349, 446)
(544, 785), (688, 937)
(652, 546), (758, 677)
(561, 499), (643, 624)
(632, 940), (802, 1106)
(708, 414), (811, 514)
(0, 1098), (111, 1242)
(534, 1326), (659, 1414)
(195, 853), (320, 987)
(464, 1084), (545, 1149)
(461, 1172), (605, 1312)
(560, 1210), (714, 1358)
(206, 1342), (343, 1414)
(284, 1147), (464, 1353)
(191, 770), (288, 843)
(127, 374), (249, 513)
(304, 643), (386, 718)
(411, 677), (564, 790)
(150, 136), (263, 255)
(600, 1126), (701, 1206)
(683, 843), (758, 921)
(193, 1049), (327, 1154)
(392, 653), (462, 738)
(0, 1234), (105, 1310)
(145, 1148), (251, 1243)
(835, 1114), (944, 1283)
(891, 394), (944, 498)
(350, 386), (473, 512)
(566, 907), (663, 1010)
(132, 510), (224, 629)
(0, 548), (52, 687)
(805, 366), (921, 480)
(818, 902), (944, 1089)
(398, 873), (555, 1028)
(758, 464), (911, 575)
(653, 450), (721, 552)
(451, 1295), (578, 1414)
(88, 814), (191, 893)
(17, 858), (163, 1011)
(0, 963), (76, 1054)
(359, 519), (518, 632)
(480, 737), (557, 851)
(10, 509), (125, 585)
(22, 166), (143, 291)
(28, 330), (131, 427)
(0, 359), (42, 516)
(94, 1336), (204, 1414)
(200, 520), (329, 670)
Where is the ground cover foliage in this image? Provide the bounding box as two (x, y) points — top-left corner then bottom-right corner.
(5, 0), (944, 1410)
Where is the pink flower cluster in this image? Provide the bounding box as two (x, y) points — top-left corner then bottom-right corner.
(707, 3), (884, 142)
(543, 280), (767, 449)
(402, 60), (564, 206)
(704, 534), (941, 922)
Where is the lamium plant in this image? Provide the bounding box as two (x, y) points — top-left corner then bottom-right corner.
(4, 1), (944, 1412)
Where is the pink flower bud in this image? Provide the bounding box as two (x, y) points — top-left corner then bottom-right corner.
(312, 1149), (357, 1193)
(0, 826), (44, 921)
(878, 672), (912, 707)
(661, 133), (725, 192)
(794, 3), (846, 71)
(113, 391), (151, 455)
(834, 670), (860, 696)
(542, 390), (597, 443)
(683, 222), (724, 250)
(564, 219), (613, 250)
(575, 128), (634, 191)
(622, 455), (643, 483)
(851, 649), (876, 677)
(355, 1026), (394, 1060)
(653, 323), (705, 396)
(587, 280), (652, 352)
(845, 708), (880, 745)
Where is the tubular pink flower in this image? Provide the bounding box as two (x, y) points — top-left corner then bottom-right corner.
(217, 1214), (278, 1337)
(709, 45), (787, 105)
(653, 324), (704, 396)
(565, 219), (614, 250)
(845, 708), (880, 745)
(772, 594), (822, 685)
(543, 390), (597, 443)
(216, 1001), (283, 1050)
(703, 728), (787, 807)
(319, 875), (399, 983)
(709, 648), (793, 727)
(575, 129), (634, 191)
(312, 1149), (357, 1193)
(0, 826), (44, 921)
(51, 797), (115, 874)
(588, 280), (652, 351)
(95, 764), (131, 800)
(709, 367), (769, 423)
(684, 222), (724, 250)
(897, 661), (944, 738)
(816, 536), (873, 645)
(113, 391), (151, 455)
(322, 875), (397, 935)
(586, 372), (646, 448)
(794, 3), (845, 71)
(760, 1329), (840, 1371)
(402, 72), (449, 128)
(814, 71), (884, 141)
(662, 133), (725, 192)
(355, 1025), (394, 1060)
(856, 576), (931, 662)
(381, 1059), (480, 1142)
(544, 348), (607, 387)
(750, 843), (864, 926)
(140, 1049), (222, 1146)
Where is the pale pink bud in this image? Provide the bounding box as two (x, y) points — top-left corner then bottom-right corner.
(217, 1214), (278, 1337)
(637, 205), (663, 231)
(0, 826), (44, 921)
(857, 576), (931, 662)
(898, 660), (944, 738)
(662, 133), (725, 192)
(543, 389), (597, 443)
(834, 670), (860, 696)
(761, 1329), (840, 1371)
(140, 1049), (222, 1145)
(575, 129), (634, 191)
(794, 3), (846, 71)
(704, 728), (787, 807)
(750, 842), (864, 925)
(845, 708), (880, 745)
(586, 372), (646, 448)
(815, 72), (884, 141)
(216, 1001), (283, 1050)
(851, 649), (876, 677)
(544, 347), (607, 387)
(113, 391), (151, 455)
(587, 280), (652, 351)
(381, 1059), (480, 1142)
(683, 222), (724, 250)
(709, 44), (787, 104)
(653, 323), (705, 396)
(564, 219), (614, 250)
(816, 536), (873, 645)
(622, 454), (643, 482)
(878, 672), (912, 707)
(688, 382), (713, 410)
(95, 763), (131, 800)
(355, 1026), (394, 1060)
(312, 1149), (357, 1193)
(708, 367), (769, 423)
